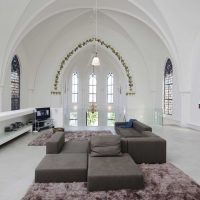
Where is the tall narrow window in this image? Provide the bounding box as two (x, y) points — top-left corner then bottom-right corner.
(69, 112), (78, 126)
(107, 73), (114, 103)
(89, 73), (96, 103)
(107, 112), (115, 126)
(72, 73), (78, 103)
(164, 59), (173, 115)
(11, 55), (20, 110)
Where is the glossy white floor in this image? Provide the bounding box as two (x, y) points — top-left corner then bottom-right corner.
(0, 125), (200, 200)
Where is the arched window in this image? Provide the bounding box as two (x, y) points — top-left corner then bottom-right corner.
(89, 73), (96, 103)
(107, 73), (114, 103)
(164, 58), (173, 115)
(11, 55), (20, 110)
(72, 72), (78, 103)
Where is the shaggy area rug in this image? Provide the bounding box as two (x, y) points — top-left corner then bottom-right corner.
(28, 129), (112, 146)
(22, 163), (200, 200)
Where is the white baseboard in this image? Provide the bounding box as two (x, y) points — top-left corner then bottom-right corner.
(163, 116), (181, 126)
(187, 123), (200, 131)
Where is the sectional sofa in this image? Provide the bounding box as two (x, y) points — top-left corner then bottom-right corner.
(35, 121), (166, 191)
(35, 132), (144, 191)
(115, 120), (166, 164)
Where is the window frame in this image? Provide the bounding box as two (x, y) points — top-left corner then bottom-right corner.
(107, 112), (116, 126)
(11, 55), (20, 110)
(164, 59), (173, 115)
(69, 112), (78, 126)
(72, 72), (78, 103)
(107, 73), (114, 104)
(89, 73), (97, 103)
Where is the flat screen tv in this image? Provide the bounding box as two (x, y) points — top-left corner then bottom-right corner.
(36, 107), (50, 121)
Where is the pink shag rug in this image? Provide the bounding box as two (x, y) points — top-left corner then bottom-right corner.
(22, 163), (200, 200)
(28, 129), (112, 146)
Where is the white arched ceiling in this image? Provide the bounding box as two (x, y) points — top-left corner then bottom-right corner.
(20, 8), (169, 93)
(0, 0), (177, 86)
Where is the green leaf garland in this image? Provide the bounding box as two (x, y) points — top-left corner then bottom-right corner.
(51, 38), (135, 96)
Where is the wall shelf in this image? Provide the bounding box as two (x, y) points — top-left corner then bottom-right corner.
(0, 124), (32, 146)
(0, 108), (34, 122)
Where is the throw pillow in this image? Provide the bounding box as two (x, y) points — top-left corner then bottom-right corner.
(90, 135), (121, 157)
(120, 119), (135, 128)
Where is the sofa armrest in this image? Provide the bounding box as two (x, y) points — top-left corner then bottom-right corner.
(46, 132), (65, 154)
(115, 122), (127, 128)
(126, 136), (166, 164)
(133, 120), (152, 133)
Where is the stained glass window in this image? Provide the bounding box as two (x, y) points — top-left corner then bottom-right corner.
(107, 73), (114, 103)
(89, 73), (96, 103)
(164, 59), (173, 115)
(11, 55), (20, 110)
(72, 73), (78, 103)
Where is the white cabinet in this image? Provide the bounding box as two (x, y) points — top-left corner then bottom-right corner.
(0, 108), (34, 146)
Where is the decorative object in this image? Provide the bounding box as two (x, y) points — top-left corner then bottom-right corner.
(51, 38), (135, 96)
(4, 122), (25, 132)
(28, 130), (112, 146)
(91, 0), (100, 66)
(22, 163), (200, 200)
(88, 103), (97, 113)
(53, 127), (64, 133)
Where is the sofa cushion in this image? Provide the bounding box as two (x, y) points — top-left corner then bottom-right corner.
(46, 132), (65, 154)
(116, 127), (144, 138)
(120, 119), (135, 128)
(88, 153), (144, 191)
(35, 153), (88, 183)
(91, 135), (121, 157)
(61, 140), (89, 153)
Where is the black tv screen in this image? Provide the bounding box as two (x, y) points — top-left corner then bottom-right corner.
(36, 107), (50, 121)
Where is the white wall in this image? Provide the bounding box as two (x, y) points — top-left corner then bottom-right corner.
(18, 9), (169, 126)
(2, 0), (200, 128)
(2, 44), (30, 111)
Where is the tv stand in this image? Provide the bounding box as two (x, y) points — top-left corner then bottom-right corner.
(33, 118), (53, 132)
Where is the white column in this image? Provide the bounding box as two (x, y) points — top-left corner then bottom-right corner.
(28, 88), (35, 107)
(180, 91), (191, 126)
(0, 85), (3, 112)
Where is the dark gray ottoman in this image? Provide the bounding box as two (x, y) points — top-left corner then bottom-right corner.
(88, 153), (144, 191)
(35, 153), (87, 183)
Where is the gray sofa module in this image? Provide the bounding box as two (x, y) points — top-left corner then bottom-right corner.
(35, 153), (87, 183)
(87, 153), (144, 191)
(46, 132), (89, 154)
(46, 132), (65, 154)
(115, 120), (166, 164)
(124, 131), (166, 164)
(115, 120), (152, 138)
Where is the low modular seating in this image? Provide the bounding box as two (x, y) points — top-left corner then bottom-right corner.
(46, 131), (89, 154)
(115, 120), (166, 164)
(115, 119), (152, 138)
(35, 126), (166, 191)
(35, 132), (145, 191)
(88, 135), (144, 191)
(35, 132), (89, 183)
(88, 153), (144, 191)
(35, 153), (87, 183)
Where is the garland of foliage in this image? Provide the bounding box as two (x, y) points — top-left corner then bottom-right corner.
(51, 38), (135, 95)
